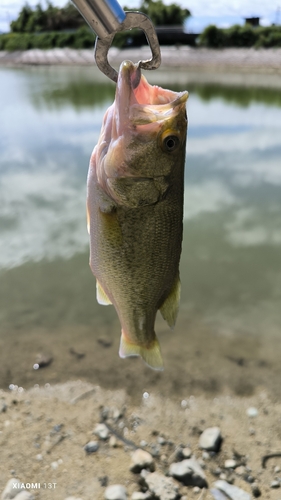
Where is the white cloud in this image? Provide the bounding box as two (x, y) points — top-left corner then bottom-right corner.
(184, 180), (236, 219)
(0, 170), (88, 269)
(225, 208), (281, 246)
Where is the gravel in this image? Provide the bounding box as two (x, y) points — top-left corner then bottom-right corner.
(104, 485), (128, 500)
(130, 449), (155, 473)
(83, 440), (99, 454)
(213, 479), (251, 500)
(169, 456), (208, 488)
(199, 427), (222, 452)
(143, 472), (179, 500)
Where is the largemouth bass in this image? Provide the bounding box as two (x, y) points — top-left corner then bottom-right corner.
(87, 60), (188, 370)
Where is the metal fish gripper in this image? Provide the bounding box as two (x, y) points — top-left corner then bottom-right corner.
(71, 0), (161, 82)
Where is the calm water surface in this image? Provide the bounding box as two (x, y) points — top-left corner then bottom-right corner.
(1, 66), (281, 402)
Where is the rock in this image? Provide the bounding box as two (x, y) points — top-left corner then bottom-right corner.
(270, 480), (280, 488)
(169, 457), (208, 488)
(130, 449), (155, 473)
(157, 436), (166, 445)
(1, 478), (25, 499)
(213, 480), (251, 500)
(131, 493), (152, 500)
(84, 441), (99, 454)
(65, 498), (83, 500)
(235, 466), (246, 476)
(143, 472), (179, 500)
(251, 483), (261, 498)
(104, 485), (128, 500)
(94, 423), (110, 440)
(275, 466), (281, 473)
(210, 489), (229, 500)
(182, 447), (192, 459)
(0, 400), (7, 413)
(224, 459), (236, 469)
(14, 494), (34, 500)
(99, 476), (108, 487)
(246, 407), (258, 418)
(199, 427), (222, 452)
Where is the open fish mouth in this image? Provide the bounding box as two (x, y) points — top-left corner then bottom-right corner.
(115, 60), (188, 131)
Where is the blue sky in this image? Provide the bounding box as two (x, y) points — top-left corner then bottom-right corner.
(1, 0), (281, 33)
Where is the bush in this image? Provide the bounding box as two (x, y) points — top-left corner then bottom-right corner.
(198, 25), (225, 48)
(0, 28), (95, 51)
(199, 24), (281, 48)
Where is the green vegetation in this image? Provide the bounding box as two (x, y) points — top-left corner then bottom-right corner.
(199, 24), (281, 48)
(10, 1), (84, 33)
(0, 0), (190, 51)
(0, 27), (95, 51)
(124, 0), (190, 26)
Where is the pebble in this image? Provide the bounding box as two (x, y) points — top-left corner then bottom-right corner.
(224, 459), (237, 469)
(246, 407), (259, 418)
(104, 485), (128, 500)
(131, 493), (152, 500)
(199, 427), (222, 452)
(213, 479), (251, 500)
(235, 466), (246, 475)
(270, 480), (280, 488)
(84, 440), (99, 454)
(94, 423), (110, 440)
(182, 447), (192, 459)
(1, 478), (25, 499)
(130, 449), (155, 473)
(143, 472), (179, 500)
(14, 494), (34, 500)
(157, 436), (166, 445)
(251, 483), (261, 498)
(169, 457), (208, 488)
(65, 498), (83, 500)
(0, 400), (7, 413)
(109, 436), (118, 448)
(275, 466), (281, 473)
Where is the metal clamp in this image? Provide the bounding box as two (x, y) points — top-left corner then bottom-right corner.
(94, 11), (161, 82)
(71, 0), (161, 82)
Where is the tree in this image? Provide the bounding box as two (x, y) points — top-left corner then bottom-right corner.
(10, 1), (85, 33)
(124, 0), (190, 26)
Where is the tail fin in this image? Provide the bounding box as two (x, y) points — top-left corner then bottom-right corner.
(119, 331), (164, 371)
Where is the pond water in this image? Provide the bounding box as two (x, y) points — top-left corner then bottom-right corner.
(1, 65), (281, 403)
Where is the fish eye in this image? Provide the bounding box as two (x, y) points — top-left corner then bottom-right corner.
(161, 131), (181, 153)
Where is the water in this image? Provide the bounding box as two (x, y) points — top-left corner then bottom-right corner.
(1, 65), (281, 402)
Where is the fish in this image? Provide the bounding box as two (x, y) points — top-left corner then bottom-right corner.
(87, 60), (188, 371)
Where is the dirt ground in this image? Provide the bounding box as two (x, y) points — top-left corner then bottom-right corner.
(1, 380), (281, 499)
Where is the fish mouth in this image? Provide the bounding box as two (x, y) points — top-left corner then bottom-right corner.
(115, 60), (188, 132)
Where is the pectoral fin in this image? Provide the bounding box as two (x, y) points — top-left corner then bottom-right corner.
(96, 280), (112, 306)
(160, 274), (181, 328)
(119, 332), (164, 371)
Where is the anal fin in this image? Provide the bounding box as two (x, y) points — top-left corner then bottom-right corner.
(96, 280), (112, 306)
(160, 273), (181, 328)
(119, 331), (164, 371)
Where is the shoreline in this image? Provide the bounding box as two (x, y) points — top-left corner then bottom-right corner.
(1, 47), (281, 88)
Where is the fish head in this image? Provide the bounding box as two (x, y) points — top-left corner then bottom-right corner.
(93, 60), (188, 207)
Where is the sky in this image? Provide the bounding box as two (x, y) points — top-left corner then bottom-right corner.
(1, 0), (281, 33)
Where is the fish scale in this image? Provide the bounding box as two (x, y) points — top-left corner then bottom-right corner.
(87, 60), (188, 370)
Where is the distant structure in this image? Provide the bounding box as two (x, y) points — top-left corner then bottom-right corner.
(245, 17), (260, 27)
(155, 26), (197, 46)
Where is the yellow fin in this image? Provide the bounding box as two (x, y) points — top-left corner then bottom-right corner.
(119, 332), (164, 371)
(96, 280), (112, 306)
(160, 274), (181, 328)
